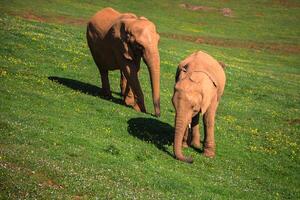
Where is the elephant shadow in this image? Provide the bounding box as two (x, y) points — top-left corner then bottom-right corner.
(127, 117), (174, 156)
(48, 76), (123, 105)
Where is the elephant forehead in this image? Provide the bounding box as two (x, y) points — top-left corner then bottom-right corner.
(175, 80), (197, 93)
(135, 21), (156, 34)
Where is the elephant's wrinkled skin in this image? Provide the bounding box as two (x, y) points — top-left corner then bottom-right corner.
(172, 51), (226, 163)
(86, 8), (161, 116)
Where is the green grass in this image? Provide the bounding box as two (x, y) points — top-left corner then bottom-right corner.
(0, 0), (299, 199)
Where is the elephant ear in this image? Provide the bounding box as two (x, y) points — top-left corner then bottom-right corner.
(175, 65), (189, 82)
(175, 67), (181, 82)
(120, 23), (134, 60)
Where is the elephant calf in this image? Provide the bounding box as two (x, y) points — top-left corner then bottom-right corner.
(172, 51), (226, 163)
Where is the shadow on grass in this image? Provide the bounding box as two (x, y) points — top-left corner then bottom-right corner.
(127, 117), (174, 157)
(48, 76), (123, 105)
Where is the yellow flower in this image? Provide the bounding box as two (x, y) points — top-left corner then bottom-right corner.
(0, 70), (7, 77)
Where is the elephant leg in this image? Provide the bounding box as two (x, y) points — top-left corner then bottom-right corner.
(203, 95), (219, 158)
(87, 42), (110, 98)
(120, 71), (136, 106)
(191, 113), (201, 149)
(121, 65), (146, 113)
(100, 69), (112, 98)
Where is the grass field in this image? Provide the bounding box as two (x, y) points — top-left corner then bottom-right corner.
(0, 0), (299, 199)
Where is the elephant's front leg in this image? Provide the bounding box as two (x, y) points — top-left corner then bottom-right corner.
(203, 95), (219, 158)
(121, 65), (146, 113)
(120, 71), (142, 109)
(191, 113), (201, 149)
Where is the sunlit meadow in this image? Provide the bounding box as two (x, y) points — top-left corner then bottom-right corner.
(0, 0), (299, 199)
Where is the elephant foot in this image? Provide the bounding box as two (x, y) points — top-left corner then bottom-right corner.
(102, 92), (112, 99)
(203, 143), (215, 158)
(101, 88), (112, 99)
(191, 141), (201, 149)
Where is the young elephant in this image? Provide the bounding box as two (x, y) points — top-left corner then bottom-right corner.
(172, 51), (226, 163)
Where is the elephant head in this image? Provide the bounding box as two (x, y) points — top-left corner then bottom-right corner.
(114, 17), (161, 117)
(172, 51), (226, 163)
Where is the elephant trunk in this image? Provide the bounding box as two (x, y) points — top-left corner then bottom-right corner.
(143, 47), (160, 117)
(174, 111), (193, 163)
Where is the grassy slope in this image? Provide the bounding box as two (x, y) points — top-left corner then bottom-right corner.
(0, 0), (299, 199)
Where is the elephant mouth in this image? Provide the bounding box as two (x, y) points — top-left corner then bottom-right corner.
(129, 43), (143, 58)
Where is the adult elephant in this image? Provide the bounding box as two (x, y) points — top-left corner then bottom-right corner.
(86, 7), (160, 117)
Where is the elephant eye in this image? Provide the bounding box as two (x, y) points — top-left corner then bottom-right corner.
(135, 43), (143, 50)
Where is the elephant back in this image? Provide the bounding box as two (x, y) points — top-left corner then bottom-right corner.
(88, 7), (121, 39)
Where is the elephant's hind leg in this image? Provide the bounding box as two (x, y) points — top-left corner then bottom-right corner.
(86, 38), (112, 98)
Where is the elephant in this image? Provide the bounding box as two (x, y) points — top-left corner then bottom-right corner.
(86, 7), (161, 117)
(172, 51), (226, 163)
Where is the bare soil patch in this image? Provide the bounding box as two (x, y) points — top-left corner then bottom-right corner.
(271, 0), (300, 7)
(22, 12), (47, 22)
(287, 119), (300, 125)
(12, 11), (300, 54)
(160, 32), (300, 54)
(1, 160), (64, 190)
(179, 3), (233, 17)
(39, 179), (64, 189)
(18, 11), (87, 26)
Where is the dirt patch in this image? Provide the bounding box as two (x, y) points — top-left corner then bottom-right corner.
(53, 15), (87, 26)
(179, 3), (215, 11)
(16, 11), (87, 26)
(22, 12), (47, 22)
(220, 8), (233, 17)
(39, 179), (64, 189)
(271, 0), (300, 7)
(179, 3), (233, 17)
(287, 119), (300, 125)
(11, 11), (300, 54)
(160, 32), (300, 54)
(1, 160), (64, 190)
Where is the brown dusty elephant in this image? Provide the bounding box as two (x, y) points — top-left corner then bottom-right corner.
(86, 7), (160, 117)
(172, 51), (226, 163)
